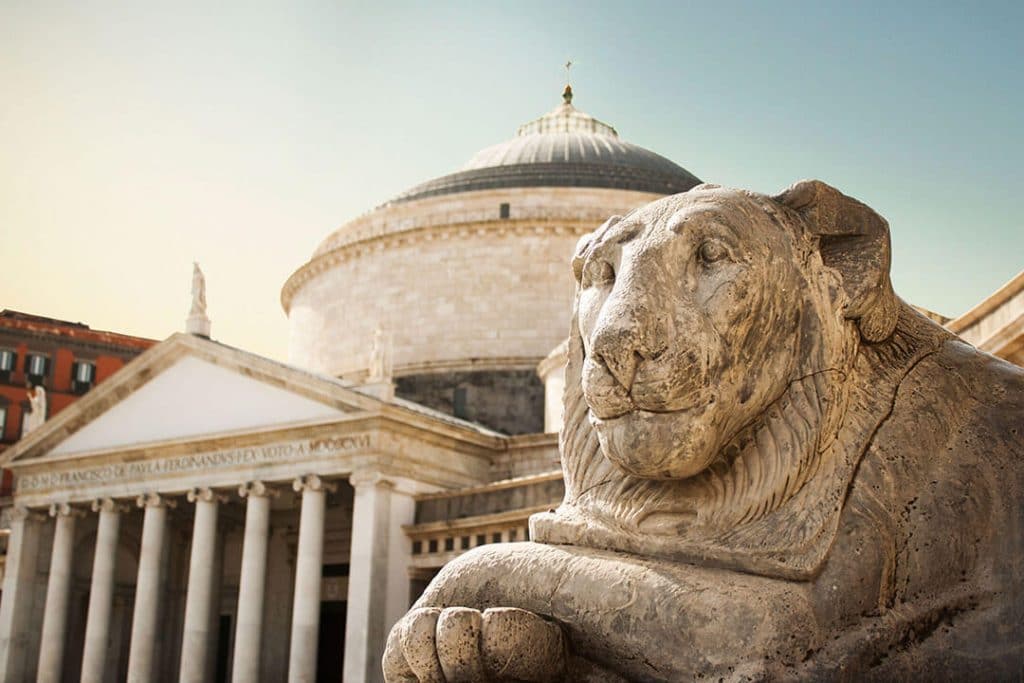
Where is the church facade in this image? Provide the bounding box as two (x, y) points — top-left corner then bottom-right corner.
(0, 333), (562, 682)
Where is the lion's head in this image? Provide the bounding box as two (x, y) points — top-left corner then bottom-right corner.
(531, 180), (926, 579)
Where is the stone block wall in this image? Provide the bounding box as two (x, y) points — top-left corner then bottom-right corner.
(287, 225), (581, 378)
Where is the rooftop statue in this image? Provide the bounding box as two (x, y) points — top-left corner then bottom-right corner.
(23, 385), (46, 434)
(186, 261), (212, 337)
(190, 261), (207, 316)
(367, 326), (393, 383)
(384, 181), (1024, 682)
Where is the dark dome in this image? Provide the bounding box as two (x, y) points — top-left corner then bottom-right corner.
(387, 90), (701, 204)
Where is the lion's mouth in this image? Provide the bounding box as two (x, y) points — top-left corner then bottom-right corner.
(582, 356), (711, 419)
(588, 400), (711, 425)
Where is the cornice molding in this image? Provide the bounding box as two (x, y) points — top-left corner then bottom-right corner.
(0, 328), (153, 357)
(393, 356), (544, 377)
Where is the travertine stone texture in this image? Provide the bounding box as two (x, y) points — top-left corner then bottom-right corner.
(37, 504), (82, 683)
(179, 488), (224, 683)
(127, 493), (175, 683)
(284, 187), (667, 380)
(81, 499), (127, 683)
(385, 181), (1024, 681)
(289, 474), (336, 683)
(233, 481), (277, 683)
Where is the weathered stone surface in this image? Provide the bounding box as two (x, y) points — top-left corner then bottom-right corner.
(388, 605), (566, 682)
(384, 181), (1024, 681)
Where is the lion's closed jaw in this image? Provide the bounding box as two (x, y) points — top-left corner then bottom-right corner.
(592, 406), (723, 480)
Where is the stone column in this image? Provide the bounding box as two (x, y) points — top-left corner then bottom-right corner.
(81, 498), (128, 683)
(179, 487), (225, 683)
(343, 471), (417, 683)
(204, 515), (227, 683)
(288, 475), (336, 683)
(232, 481), (278, 683)
(37, 503), (85, 683)
(0, 506), (45, 683)
(126, 492), (176, 683)
(384, 487), (417, 630)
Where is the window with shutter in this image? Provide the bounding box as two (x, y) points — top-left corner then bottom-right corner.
(72, 360), (96, 394)
(0, 350), (14, 382)
(25, 354), (49, 387)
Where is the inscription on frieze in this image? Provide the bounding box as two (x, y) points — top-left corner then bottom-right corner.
(18, 434), (372, 492)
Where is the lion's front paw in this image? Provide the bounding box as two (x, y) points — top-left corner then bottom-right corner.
(383, 606), (566, 682)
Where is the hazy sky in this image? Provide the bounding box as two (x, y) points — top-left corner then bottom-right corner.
(2, 1), (1021, 361)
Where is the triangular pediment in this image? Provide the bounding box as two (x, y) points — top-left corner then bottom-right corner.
(51, 355), (345, 455)
(3, 333), (378, 464)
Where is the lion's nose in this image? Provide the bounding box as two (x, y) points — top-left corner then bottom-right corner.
(591, 317), (668, 392)
(593, 346), (640, 391)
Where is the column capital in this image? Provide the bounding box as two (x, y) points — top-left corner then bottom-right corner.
(49, 502), (86, 519)
(292, 474), (338, 495)
(238, 481), (280, 499)
(186, 487), (229, 504)
(348, 469), (394, 490)
(137, 492), (177, 509)
(10, 505), (46, 522)
(91, 498), (129, 514)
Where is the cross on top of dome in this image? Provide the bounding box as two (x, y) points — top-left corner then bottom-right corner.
(563, 60), (574, 104)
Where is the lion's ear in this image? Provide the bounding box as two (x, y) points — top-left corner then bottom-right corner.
(571, 233), (593, 284)
(774, 179), (899, 343)
(572, 215), (624, 284)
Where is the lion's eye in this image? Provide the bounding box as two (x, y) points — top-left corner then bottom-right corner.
(698, 241), (728, 265)
(583, 259), (615, 287)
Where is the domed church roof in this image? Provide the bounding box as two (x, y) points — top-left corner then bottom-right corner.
(386, 86), (701, 204)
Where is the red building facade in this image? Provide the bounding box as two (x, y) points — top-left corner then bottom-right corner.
(0, 310), (155, 495)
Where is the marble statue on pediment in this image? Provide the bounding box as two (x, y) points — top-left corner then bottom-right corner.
(24, 385), (46, 434)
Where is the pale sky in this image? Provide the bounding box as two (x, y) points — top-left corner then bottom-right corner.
(2, 1), (1021, 361)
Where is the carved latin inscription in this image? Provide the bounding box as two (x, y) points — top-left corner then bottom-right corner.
(18, 434), (372, 492)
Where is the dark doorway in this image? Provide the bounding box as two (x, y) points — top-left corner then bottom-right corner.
(215, 614), (232, 683)
(317, 601), (347, 682)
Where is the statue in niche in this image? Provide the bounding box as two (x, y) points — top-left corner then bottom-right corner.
(368, 326), (393, 382)
(24, 385), (47, 434)
(383, 181), (1024, 681)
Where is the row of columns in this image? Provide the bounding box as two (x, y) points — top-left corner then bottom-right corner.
(0, 472), (358, 683)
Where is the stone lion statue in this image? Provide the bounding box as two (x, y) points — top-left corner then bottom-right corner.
(384, 181), (1024, 682)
